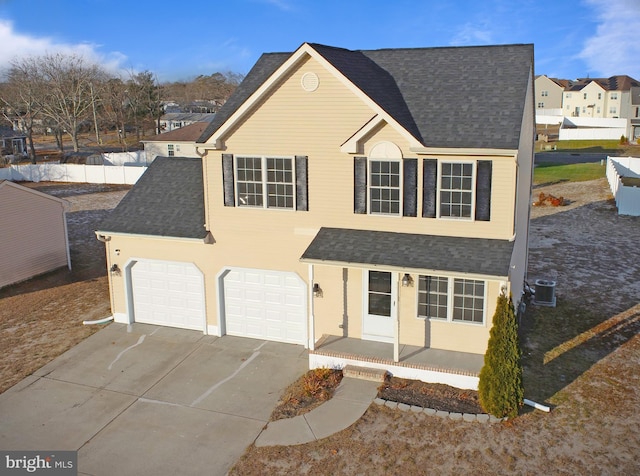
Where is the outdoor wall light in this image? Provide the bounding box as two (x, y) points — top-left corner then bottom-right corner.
(313, 283), (323, 297)
(110, 264), (121, 275)
(115, 249), (121, 255)
(401, 273), (414, 287)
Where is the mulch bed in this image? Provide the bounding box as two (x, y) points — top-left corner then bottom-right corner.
(270, 369), (344, 421)
(271, 370), (484, 421)
(378, 376), (483, 414)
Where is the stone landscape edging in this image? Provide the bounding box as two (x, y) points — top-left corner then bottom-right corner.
(373, 398), (505, 423)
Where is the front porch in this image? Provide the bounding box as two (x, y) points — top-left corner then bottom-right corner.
(309, 335), (484, 390)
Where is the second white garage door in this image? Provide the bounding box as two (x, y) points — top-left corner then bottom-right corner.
(222, 268), (307, 345)
(130, 260), (206, 331)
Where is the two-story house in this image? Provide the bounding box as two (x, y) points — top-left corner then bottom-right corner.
(534, 75), (565, 112)
(96, 43), (535, 390)
(562, 75), (640, 119)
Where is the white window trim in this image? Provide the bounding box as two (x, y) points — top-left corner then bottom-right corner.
(416, 274), (487, 326)
(436, 160), (476, 221)
(235, 155), (296, 210)
(367, 157), (403, 217)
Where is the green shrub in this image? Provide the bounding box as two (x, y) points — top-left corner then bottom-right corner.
(478, 292), (524, 418)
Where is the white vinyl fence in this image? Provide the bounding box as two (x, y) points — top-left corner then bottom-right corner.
(100, 150), (150, 166)
(0, 164), (146, 184)
(607, 156), (640, 216)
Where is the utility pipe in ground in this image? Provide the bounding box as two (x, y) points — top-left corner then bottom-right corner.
(82, 316), (114, 325)
(524, 398), (550, 412)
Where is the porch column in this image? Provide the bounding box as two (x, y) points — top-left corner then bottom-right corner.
(308, 264), (315, 350)
(394, 271), (400, 362)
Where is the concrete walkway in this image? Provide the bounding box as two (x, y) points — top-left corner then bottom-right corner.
(255, 377), (379, 447)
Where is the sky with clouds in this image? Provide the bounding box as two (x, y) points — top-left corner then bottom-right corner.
(0, 0), (638, 82)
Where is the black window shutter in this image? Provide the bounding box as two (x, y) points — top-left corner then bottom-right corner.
(354, 157), (367, 214)
(222, 154), (235, 207)
(403, 158), (418, 217)
(475, 160), (492, 221)
(422, 159), (437, 218)
(295, 155), (308, 211)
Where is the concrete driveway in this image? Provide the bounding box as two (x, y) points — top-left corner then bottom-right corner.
(0, 323), (308, 475)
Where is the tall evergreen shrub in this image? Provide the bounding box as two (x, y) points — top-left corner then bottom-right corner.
(478, 292), (524, 418)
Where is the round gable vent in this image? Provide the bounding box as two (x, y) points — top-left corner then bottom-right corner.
(301, 72), (319, 92)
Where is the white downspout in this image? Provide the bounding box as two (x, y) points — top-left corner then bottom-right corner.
(308, 264), (315, 350)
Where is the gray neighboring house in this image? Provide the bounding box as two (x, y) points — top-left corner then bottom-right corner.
(0, 126), (28, 159)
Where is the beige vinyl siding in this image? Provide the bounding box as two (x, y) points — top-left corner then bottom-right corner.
(104, 234), (216, 324)
(206, 67), (518, 237)
(310, 267), (500, 355)
(510, 69), (536, 305)
(0, 183), (69, 288)
(194, 53), (522, 352)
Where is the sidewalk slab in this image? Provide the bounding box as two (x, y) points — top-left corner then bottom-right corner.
(255, 377), (379, 446)
(333, 377), (379, 403)
(255, 416), (315, 447)
(303, 397), (370, 440)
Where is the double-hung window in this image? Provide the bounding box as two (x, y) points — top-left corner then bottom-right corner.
(236, 156), (294, 209)
(369, 160), (401, 215)
(418, 275), (485, 324)
(167, 144), (175, 157)
(418, 276), (448, 320)
(439, 162), (473, 218)
(452, 278), (485, 323)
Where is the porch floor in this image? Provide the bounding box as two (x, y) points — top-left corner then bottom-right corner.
(312, 335), (484, 377)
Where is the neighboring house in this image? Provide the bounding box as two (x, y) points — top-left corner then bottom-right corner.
(534, 75), (565, 112)
(140, 122), (210, 162)
(0, 181), (71, 288)
(96, 43), (535, 389)
(628, 86), (640, 140)
(0, 126), (27, 158)
(159, 113), (215, 133)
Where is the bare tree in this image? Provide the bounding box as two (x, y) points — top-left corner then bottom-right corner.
(36, 53), (108, 152)
(100, 77), (130, 148)
(0, 58), (44, 163)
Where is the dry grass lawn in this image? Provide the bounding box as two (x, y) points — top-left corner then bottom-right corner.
(0, 183), (129, 394)
(1, 176), (639, 475)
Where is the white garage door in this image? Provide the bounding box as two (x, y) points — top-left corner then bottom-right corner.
(223, 268), (307, 345)
(130, 260), (205, 331)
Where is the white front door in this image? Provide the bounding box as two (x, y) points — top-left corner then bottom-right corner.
(362, 270), (396, 343)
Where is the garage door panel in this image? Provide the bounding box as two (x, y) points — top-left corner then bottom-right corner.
(131, 260), (205, 331)
(223, 268), (306, 345)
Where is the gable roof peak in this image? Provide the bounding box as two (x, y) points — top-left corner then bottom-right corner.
(198, 42), (533, 150)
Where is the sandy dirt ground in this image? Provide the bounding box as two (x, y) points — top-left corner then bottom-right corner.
(231, 177), (640, 475)
(0, 183), (129, 393)
(2, 177), (639, 475)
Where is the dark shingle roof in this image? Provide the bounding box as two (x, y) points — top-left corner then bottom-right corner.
(97, 157), (207, 239)
(143, 121), (210, 142)
(301, 227), (514, 277)
(197, 43), (534, 150)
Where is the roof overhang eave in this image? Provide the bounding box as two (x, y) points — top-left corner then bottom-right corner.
(299, 257), (509, 282)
